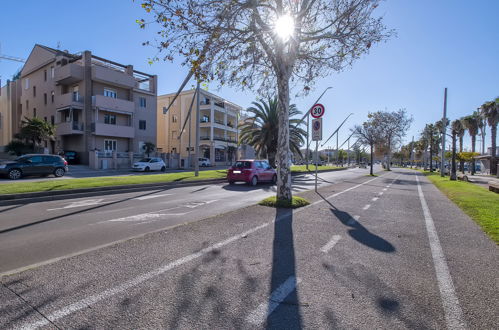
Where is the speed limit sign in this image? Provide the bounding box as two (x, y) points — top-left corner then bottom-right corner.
(310, 103), (325, 118)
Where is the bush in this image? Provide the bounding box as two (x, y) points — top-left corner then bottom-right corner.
(258, 196), (310, 208)
(4, 140), (32, 156)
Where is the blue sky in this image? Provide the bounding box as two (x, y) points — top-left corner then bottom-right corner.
(1, 0), (498, 151)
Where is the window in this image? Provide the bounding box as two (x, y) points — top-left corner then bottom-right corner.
(172, 115), (178, 123)
(44, 70), (47, 81)
(104, 140), (117, 151)
(104, 114), (116, 125)
(29, 156), (43, 163)
(44, 117), (47, 122)
(33, 86), (36, 97)
(104, 88), (117, 98)
(51, 115), (55, 125)
(33, 108), (37, 117)
(26, 100), (29, 111)
(51, 66), (55, 79)
(139, 97), (146, 108)
(24, 78), (29, 90)
(51, 91), (55, 103)
(44, 93), (47, 105)
(139, 120), (146, 130)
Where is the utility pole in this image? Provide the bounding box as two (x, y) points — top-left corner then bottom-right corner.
(440, 88), (447, 177)
(347, 138), (350, 166)
(194, 82), (200, 176)
(336, 132), (339, 165)
(306, 114), (309, 170)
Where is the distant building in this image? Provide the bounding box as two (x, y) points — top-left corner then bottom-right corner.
(0, 79), (22, 151)
(7, 44), (157, 164)
(157, 89), (241, 166)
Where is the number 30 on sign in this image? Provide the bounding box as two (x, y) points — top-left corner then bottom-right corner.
(311, 103), (325, 118)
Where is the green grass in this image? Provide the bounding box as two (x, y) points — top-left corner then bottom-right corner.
(421, 171), (499, 244)
(258, 196), (310, 209)
(0, 170), (228, 195)
(290, 165), (344, 173)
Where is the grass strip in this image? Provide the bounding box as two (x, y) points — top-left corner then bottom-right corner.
(290, 165), (344, 173)
(0, 170), (228, 195)
(258, 196), (310, 209)
(421, 170), (499, 244)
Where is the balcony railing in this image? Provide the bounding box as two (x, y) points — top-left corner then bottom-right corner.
(200, 136), (210, 140)
(214, 101), (225, 108)
(92, 95), (134, 113)
(56, 93), (83, 109)
(214, 119), (225, 125)
(57, 121), (84, 135)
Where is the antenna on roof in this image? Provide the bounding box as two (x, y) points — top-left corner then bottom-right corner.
(56, 41), (61, 50)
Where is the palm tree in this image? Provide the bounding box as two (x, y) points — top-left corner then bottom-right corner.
(239, 98), (306, 167)
(450, 120), (463, 180)
(17, 117), (56, 152)
(462, 112), (480, 174)
(456, 118), (465, 173)
(480, 98), (498, 175)
(422, 124), (439, 171)
(142, 142), (156, 157)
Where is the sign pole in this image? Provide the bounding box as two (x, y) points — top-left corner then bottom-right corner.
(315, 141), (318, 192)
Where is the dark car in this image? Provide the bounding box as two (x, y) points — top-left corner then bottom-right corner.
(227, 159), (277, 186)
(61, 150), (79, 164)
(0, 154), (68, 180)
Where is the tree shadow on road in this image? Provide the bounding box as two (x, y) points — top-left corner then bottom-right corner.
(317, 193), (395, 253)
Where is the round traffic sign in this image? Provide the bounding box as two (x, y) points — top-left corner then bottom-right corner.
(313, 120), (321, 130)
(311, 103), (325, 118)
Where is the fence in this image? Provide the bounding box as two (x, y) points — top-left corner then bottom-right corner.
(89, 151), (177, 170)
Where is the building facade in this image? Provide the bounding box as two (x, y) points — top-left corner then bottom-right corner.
(15, 44), (157, 164)
(157, 89), (241, 166)
(0, 79), (22, 150)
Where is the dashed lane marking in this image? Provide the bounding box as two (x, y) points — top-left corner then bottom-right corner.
(363, 204), (371, 210)
(320, 235), (342, 253)
(372, 197), (379, 202)
(133, 193), (173, 200)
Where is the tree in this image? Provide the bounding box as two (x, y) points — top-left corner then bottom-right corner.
(450, 120), (463, 180)
(140, 0), (392, 202)
(422, 124), (439, 171)
(142, 142), (156, 157)
(455, 118), (465, 173)
(239, 98), (305, 167)
(370, 109), (412, 171)
(337, 149), (348, 166)
(4, 140), (32, 156)
(462, 112), (480, 175)
(480, 98), (498, 175)
(17, 117), (56, 152)
(352, 117), (382, 176)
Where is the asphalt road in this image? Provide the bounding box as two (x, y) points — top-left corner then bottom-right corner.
(0, 167), (497, 329)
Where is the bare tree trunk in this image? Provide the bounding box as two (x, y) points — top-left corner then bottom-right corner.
(386, 139), (391, 171)
(491, 124), (497, 176)
(451, 134), (457, 180)
(459, 135), (464, 174)
(471, 135), (476, 175)
(429, 137), (434, 172)
(276, 70), (292, 201)
(370, 143), (374, 176)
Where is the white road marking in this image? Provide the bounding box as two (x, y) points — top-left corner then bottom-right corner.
(415, 174), (466, 329)
(347, 215), (360, 226)
(320, 235), (342, 253)
(383, 188), (387, 191)
(133, 193), (172, 200)
(47, 199), (110, 211)
(21, 222), (271, 330)
(363, 204), (371, 210)
(378, 192), (384, 196)
(246, 276), (301, 325)
(372, 197), (379, 202)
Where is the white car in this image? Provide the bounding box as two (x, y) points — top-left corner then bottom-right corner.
(132, 157), (166, 172)
(199, 158), (211, 167)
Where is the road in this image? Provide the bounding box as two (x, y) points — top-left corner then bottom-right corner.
(1, 167), (497, 329)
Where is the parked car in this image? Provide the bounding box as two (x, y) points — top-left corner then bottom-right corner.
(227, 159), (277, 186)
(199, 158), (211, 167)
(61, 150), (79, 164)
(132, 157), (166, 172)
(0, 154), (68, 180)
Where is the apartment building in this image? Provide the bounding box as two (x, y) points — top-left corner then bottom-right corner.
(157, 90), (241, 166)
(17, 44), (157, 164)
(0, 79), (22, 150)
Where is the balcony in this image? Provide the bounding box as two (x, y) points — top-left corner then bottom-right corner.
(93, 123), (134, 138)
(91, 65), (136, 88)
(57, 121), (84, 135)
(92, 95), (134, 114)
(56, 93), (83, 109)
(54, 63), (84, 85)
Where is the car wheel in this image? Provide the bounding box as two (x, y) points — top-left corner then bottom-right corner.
(145, 166), (150, 172)
(54, 167), (66, 177)
(161, 166), (166, 172)
(250, 176), (258, 186)
(272, 174), (277, 184)
(8, 169), (22, 180)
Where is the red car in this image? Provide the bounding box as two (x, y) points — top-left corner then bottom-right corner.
(227, 160), (277, 186)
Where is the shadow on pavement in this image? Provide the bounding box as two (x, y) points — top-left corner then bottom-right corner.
(318, 193), (395, 253)
(266, 208), (303, 329)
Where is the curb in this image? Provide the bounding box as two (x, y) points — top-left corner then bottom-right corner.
(0, 167), (350, 206)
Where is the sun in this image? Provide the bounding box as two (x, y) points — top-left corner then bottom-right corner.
(274, 14), (295, 41)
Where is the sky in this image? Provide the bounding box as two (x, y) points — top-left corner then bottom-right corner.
(1, 0), (498, 151)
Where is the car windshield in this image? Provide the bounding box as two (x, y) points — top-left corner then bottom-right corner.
(233, 161), (252, 168)
(15, 156), (28, 162)
(138, 158), (151, 162)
